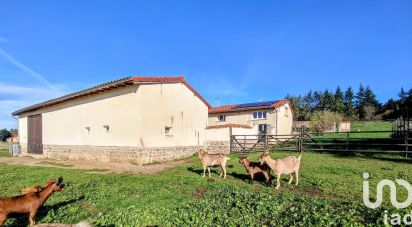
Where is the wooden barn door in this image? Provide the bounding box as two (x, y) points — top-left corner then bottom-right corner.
(28, 114), (43, 154)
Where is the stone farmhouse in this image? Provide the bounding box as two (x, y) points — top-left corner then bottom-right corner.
(12, 76), (293, 163)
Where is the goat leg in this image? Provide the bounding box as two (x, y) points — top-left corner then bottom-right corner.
(263, 171), (271, 186)
(249, 173), (254, 184)
(275, 173), (281, 189)
(288, 173), (294, 185)
(29, 211), (36, 227)
(295, 171), (299, 186)
(0, 213), (7, 226)
(208, 167), (211, 178)
(202, 167), (206, 178)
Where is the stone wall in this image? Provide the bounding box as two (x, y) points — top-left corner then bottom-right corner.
(20, 143), (28, 155)
(37, 144), (201, 164)
(204, 140), (230, 154)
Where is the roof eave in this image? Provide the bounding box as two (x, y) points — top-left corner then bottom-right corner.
(12, 75), (212, 116)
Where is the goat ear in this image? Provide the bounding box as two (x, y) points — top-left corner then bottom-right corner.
(57, 176), (63, 185)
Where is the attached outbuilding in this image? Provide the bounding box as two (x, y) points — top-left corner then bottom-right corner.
(12, 76), (210, 164)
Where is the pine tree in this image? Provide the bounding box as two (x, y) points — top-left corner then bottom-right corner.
(399, 87), (407, 104)
(286, 94), (300, 120)
(364, 86), (380, 108)
(344, 86), (357, 119)
(334, 86), (345, 113)
(356, 84), (366, 119)
(322, 89), (335, 111)
(313, 91), (322, 110)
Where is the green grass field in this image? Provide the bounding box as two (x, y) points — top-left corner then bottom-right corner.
(1, 150), (411, 226)
(313, 121), (392, 139)
(0, 142), (11, 157)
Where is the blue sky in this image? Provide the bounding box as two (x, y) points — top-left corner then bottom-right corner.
(0, 1), (411, 129)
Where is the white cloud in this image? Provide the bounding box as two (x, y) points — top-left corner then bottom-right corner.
(0, 48), (59, 91)
(0, 44), (69, 129)
(0, 83), (62, 97)
(0, 84), (67, 129)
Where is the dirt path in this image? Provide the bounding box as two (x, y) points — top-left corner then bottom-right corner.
(0, 156), (190, 175)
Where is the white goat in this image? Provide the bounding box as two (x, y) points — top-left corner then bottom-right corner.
(198, 149), (230, 179)
(259, 153), (302, 189)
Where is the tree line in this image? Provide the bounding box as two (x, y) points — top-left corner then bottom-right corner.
(286, 85), (412, 121)
(0, 128), (17, 141)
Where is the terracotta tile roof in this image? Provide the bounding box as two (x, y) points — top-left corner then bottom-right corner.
(209, 99), (291, 114)
(12, 76), (211, 115)
(206, 124), (252, 129)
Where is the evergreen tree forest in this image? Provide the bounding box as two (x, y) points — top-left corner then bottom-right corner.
(286, 85), (412, 121)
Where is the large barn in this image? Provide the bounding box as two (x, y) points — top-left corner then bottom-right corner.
(12, 76), (210, 164)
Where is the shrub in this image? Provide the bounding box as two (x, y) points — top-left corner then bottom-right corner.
(310, 111), (343, 132)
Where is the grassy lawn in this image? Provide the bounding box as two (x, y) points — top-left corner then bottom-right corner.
(312, 121), (392, 139)
(0, 142), (11, 157)
(1, 151), (411, 226)
(351, 121), (392, 132)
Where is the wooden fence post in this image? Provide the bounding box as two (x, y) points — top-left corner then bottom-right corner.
(346, 132), (349, 152)
(299, 126), (304, 153)
(406, 133), (409, 158)
(229, 127), (233, 153)
(243, 135), (246, 150)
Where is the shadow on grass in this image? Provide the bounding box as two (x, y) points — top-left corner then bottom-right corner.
(6, 195), (85, 226)
(187, 166), (221, 176)
(229, 171), (272, 186)
(326, 151), (412, 164)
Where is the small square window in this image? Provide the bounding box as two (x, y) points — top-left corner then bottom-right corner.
(253, 112), (258, 119)
(165, 126), (172, 135)
(218, 115), (226, 122)
(263, 111), (267, 118)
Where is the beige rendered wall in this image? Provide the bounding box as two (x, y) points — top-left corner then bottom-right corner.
(18, 117), (28, 144)
(274, 103), (293, 135)
(18, 83), (208, 148)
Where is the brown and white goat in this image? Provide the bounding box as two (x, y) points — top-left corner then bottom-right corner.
(259, 153), (302, 189)
(0, 177), (65, 227)
(239, 156), (271, 185)
(198, 149), (230, 179)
